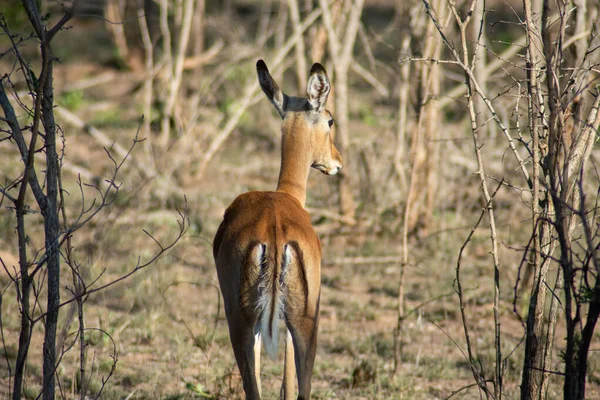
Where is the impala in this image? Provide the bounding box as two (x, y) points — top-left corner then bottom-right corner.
(213, 60), (341, 399)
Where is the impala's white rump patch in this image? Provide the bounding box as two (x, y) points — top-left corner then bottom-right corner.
(255, 243), (292, 359)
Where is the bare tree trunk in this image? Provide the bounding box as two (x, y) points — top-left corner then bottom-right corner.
(540, 0), (600, 395)
(394, 35), (411, 190)
(520, 0), (551, 396)
(422, 61), (441, 229)
(305, 0), (328, 63)
(1, 82), (33, 400)
(256, 1), (272, 44)
(158, 0), (172, 145)
(393, 32), (413, 373)
(138, 4), (157, 175)
(288, 0), (308, 91)
(318, 0), (365, 219)
(407, 0), (444, 233)
(160, 0), (195, 147)
(104, 0), (130, 66)
(275, 0), (289, 67)
(13, 184), (32, 400)
(570, 0), (587, 67)
(471, 0), (491, 137)
(12, 2), (74, 397)
(193, 0), (206, 80)
(41, 56), (61, 400)
(559, 88), (600, 400)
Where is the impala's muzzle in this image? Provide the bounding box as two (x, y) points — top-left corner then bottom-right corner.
(313, 161), (342, 175)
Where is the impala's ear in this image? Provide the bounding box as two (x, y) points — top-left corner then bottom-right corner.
(257, 59), (286, 118)
(306, 63), (330, 112)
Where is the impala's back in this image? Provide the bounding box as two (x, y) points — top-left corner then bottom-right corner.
(213, 59), (340, 400)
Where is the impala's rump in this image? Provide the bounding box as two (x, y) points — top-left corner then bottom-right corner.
(255, 242), (287, 358)
(213, 191), (320, 359)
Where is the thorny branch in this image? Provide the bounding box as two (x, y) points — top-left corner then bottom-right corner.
(455, 181), (503, 399)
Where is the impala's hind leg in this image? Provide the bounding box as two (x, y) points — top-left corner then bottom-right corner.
(280, 329), (296, 400)
(226, 312), (261, 400)
(254, 331), (262, 397)
(287, 313), (319, 400)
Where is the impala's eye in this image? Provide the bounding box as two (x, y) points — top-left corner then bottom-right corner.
(328, 118), (334, 128)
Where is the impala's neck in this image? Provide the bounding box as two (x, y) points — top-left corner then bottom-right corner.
(276, 117), (311, 207)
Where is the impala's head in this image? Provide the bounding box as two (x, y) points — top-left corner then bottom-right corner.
(257, 59), (342, 175)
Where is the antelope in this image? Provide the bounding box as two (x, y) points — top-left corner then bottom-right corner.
(213, 59), (342, 400)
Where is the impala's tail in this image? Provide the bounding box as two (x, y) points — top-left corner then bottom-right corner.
(255, 242), (291, 358)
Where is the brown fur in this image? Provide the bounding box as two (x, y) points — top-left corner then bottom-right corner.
(213, 60), (340, 400)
